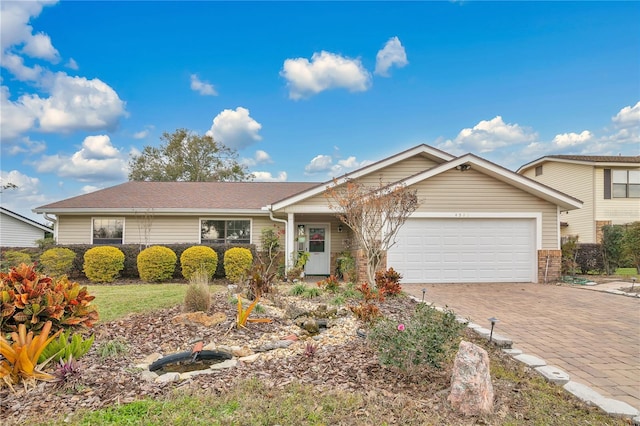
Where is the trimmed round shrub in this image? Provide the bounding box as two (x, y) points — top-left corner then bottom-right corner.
(137, 246), (177, 282)
(1, 251), (32, 271)
(83, 246), (125, 283)
(180, 246), (218, 280)
(40, 247), (76, 278)
(224, 247), (253, 283)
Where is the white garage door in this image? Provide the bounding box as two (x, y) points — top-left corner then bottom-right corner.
(388, 218), (536, 283)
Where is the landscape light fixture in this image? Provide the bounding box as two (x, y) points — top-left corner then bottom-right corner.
(632, 277), (637, 292)
(422, 288), (426, 302)
(488, 317), (499, 343)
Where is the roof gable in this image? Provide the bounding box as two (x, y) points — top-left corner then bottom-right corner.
(269, 144), (454, 210)
(517, 154), (640, 173)
(400, 154), (583, 211)
(1, 207), (52, 231)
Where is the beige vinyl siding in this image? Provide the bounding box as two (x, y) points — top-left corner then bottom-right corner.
(125, 216), (199, 244)
(56, 214), (276, 247)
(292, 155), (441, 209)
(357, 155), (441, 185)
(413, 169), (559, 249)
(522, 162), (594, 243)
(595, 166), (640, 226)
(56, 216), (92, 245)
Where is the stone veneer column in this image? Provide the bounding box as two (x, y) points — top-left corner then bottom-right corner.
(538, 250), (562, 284)
(595, 220), (612, 244)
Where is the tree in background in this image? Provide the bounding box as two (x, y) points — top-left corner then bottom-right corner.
(621, 221), (640, 273)
(325, 178), (418, 286)
(128, 128), (251, 182)
(601, 225), (625, 275)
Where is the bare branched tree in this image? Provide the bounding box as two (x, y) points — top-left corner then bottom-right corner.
(325, 178), (419, 285)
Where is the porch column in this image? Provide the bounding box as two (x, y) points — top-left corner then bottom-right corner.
(286, 212), (295, 270)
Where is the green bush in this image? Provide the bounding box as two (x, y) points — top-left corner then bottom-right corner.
(38, 330), (95, 363)
(39, 247), (76, 278)
(621, 221), (640, 273)
(224, 247), (253, 283)
(180, 246), (218, 280)
(83, 246), (125, 283)
(137, 246), (177, 282)
(602, 225), (625, 275)
(368, 303), (465, 374)
(1, 250), (32, 271)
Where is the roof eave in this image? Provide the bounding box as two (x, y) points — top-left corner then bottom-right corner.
(31, 208), (269, 216)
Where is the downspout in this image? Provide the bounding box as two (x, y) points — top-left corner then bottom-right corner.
(266, 206), (289, 270)
(43, 213), (58, 242)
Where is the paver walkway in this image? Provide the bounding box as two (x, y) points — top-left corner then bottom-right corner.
(403, 283), (640, 410)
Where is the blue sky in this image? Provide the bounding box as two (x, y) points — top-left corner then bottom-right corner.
(1, 1), (639, 223)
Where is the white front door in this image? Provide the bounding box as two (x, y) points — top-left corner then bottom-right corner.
(303, 225), (330, 275)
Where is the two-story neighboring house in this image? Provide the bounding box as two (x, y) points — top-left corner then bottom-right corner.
(517, 155), (640, 244)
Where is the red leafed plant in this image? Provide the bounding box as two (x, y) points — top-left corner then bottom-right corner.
(374, 267), (403, 296)
(0, 263), (98, 334)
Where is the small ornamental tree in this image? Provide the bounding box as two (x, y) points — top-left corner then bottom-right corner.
(325, 178), (418, 286)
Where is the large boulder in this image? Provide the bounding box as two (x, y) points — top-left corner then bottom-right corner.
(448, 340), (494, 416)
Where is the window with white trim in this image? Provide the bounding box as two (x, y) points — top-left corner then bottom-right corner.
(612, 170), (640, 198)
(93, 218), (124, 244)
(201, 219), (251, 244)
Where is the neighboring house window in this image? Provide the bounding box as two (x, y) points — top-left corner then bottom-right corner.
(93, 218), (124, 244)
(612, 170), (640, 198)
(201, 219), (251, 244)
(535, 165), (543, 176)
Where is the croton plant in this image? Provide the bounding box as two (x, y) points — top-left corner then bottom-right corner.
(0, 263), (98, 334)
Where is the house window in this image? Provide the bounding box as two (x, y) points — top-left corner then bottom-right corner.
(535, 165), (543, 176)
(93, 218), (124, 244)
(201, 219), (251, 244)
(612, 170), (640, 198)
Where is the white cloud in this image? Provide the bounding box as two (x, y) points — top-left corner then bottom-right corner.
(375, 36), (408, 77)
(81, 185), (100, 193)
(0, 85), (36, 140)
(190, 74), (217, 96)
(281, 51), (372, 100)
(3, 136), (47, 156)
(251, 171), (288, 182)
(304, 154), (370, 176)
(242, 150), (273, 167)
(66, 58), (78, 70)
(133, 130), (149, 139)
(34, 134), (128, 181)
(20, 72), (127, 134)
(0, 169), (49, 222)
(304, 154), (333, 174)
(1, 52), (45, 82)
(551, 130), (593, 149)
(612, 101), (640, 128)
(0, 1), (59, 61)
(438, 116), (538, 154)
(206, 107), (262, 150)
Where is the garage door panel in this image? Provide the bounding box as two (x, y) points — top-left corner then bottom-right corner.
(389, 218), (536, 283)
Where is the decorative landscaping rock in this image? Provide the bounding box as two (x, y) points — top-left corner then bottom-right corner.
(171, 311), (227, 327)
(448, 340), (494, 416)
(302, 318), (320, 334)
(239, 353), (261, 363)
(230, 345), (254, 357)
(255, 340), (294, 352)
(155, 372), (181, 384)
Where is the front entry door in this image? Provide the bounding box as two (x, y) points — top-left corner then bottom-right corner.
(303, 225), (330, 275)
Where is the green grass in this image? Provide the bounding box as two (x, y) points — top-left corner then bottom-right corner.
(88, 284), (223, 323)
(615, 267), (639, 278)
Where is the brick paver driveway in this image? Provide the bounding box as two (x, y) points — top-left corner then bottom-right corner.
(403, 283), (640, 410)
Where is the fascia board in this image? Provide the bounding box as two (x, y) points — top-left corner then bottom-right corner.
(31, 208), (268, 216)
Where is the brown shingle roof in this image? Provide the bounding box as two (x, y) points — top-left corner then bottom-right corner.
(35, 181), (319, 211)
(545, 155), (640, 163)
